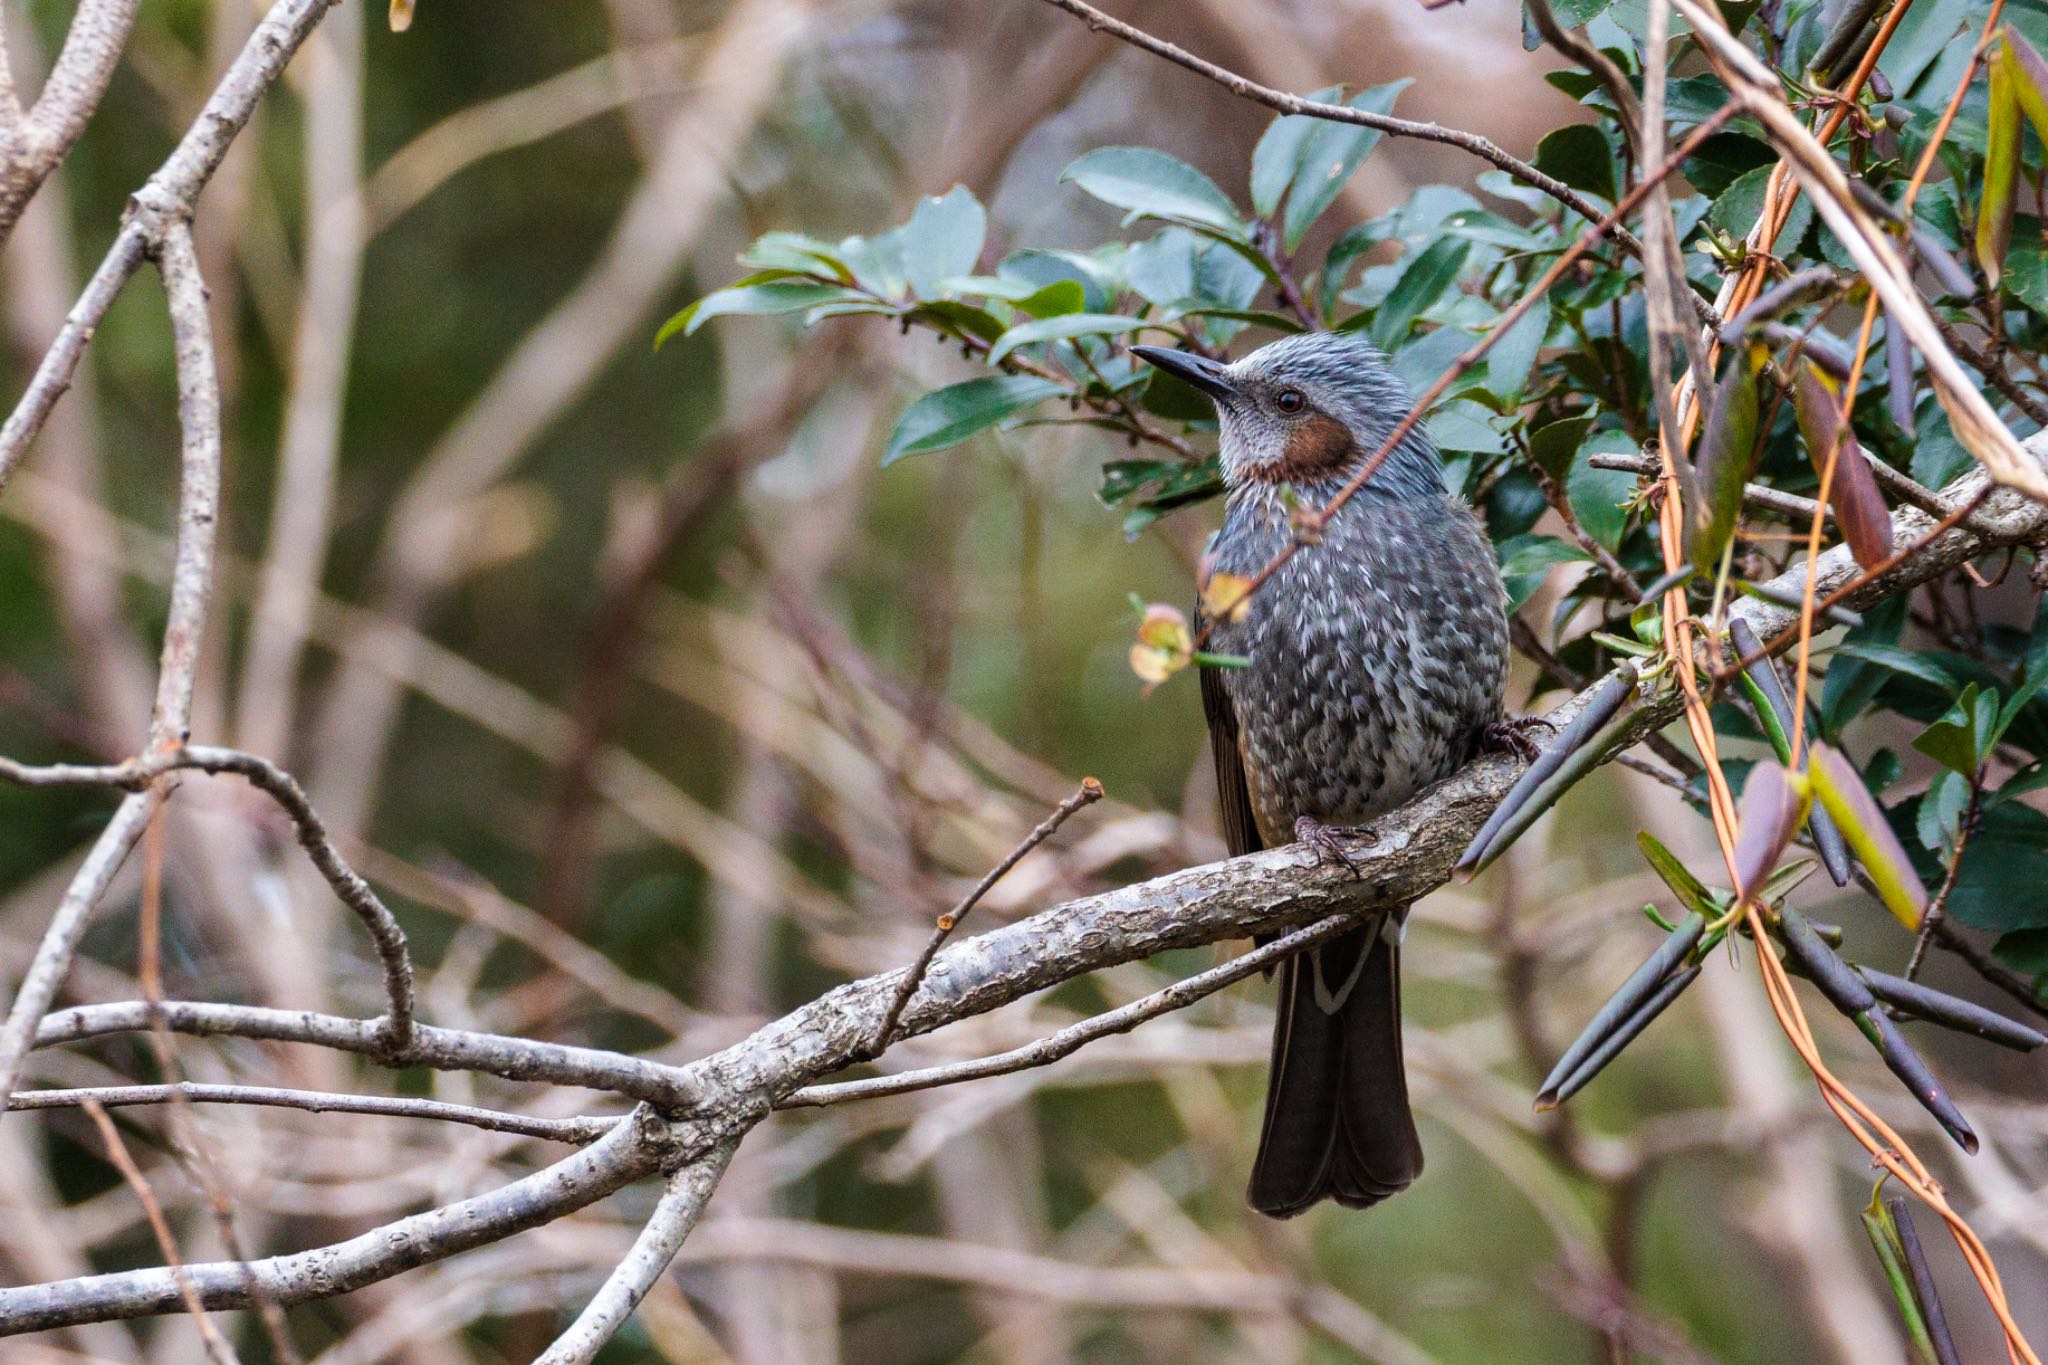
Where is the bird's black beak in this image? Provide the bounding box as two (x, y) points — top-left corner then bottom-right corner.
(1132, 346), (1237, 403)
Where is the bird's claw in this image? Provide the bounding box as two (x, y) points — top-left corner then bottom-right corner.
(1295, 817), (1373, 879)
(1481, 715), (1553, 763)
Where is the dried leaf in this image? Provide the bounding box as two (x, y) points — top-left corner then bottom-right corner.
(1791, 359), (1893, 569)
(1129, 604), (1194, 685)
(390, 0), (415, 32)
(1200, 572), (1253, 625)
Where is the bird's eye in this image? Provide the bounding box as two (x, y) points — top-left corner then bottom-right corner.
(1275, 389), (1306, 414)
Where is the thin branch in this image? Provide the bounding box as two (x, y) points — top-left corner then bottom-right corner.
(788, 912), (1356, 1108)
(34, 1000), (700, 1109)
(0, 1107), (696, 1335)
(874, 777), (1103, 1049)
(0, 745), (417, 1046)
(1588, 449), (1829, 522)
(0, 0), (142, 245)
(533, 1142), (739, 1365)
(0, 0), (333, 496)
(1034, 0), (1654, 265)
(9, 1082), (624, 1144)
(75, 1098), (237, 1364)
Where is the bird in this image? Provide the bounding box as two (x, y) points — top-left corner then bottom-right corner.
(1133, 332), (1517, 1218)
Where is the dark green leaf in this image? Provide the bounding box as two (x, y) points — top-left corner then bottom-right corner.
(986, 313), (1150, 366)
(1486, 295), (1551, 403)
(1281, 82), (1411, 252)
(1690, 343), (1762, 572)
(1533, 123), (1617, 202)
(1371, 238), (1472, 348)
(882, 376), (1065, 465)
(1709, 164), (1814, 257)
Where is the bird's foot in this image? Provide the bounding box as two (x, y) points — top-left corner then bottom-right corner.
(1481, 715), (1553, 763)
(1295, 817), (1375, 879)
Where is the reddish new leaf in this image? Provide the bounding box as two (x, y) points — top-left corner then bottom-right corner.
(1792, 359), (1893, 569)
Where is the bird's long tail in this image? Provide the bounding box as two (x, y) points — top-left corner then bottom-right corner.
(1247, 915), (1422, 1218)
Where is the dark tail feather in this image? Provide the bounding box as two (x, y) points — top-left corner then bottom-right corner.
(1248, 918), (1422, 1218)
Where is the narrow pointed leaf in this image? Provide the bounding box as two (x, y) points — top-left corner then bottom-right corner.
(1856, 968), (2047, 1051)
(1978, 40), (2021, 287)
(1863, 1008), (1978, 1152)
(1792, 359), (1893, 569)
(1809, 744), (1930, 930)
(1862, 1204), (1937, 1364)
(1689, 344), (1761, 573)
(1885, 1195), (1964, 1365)
(1544, 965), (1701, 1107)
(1636, 832), (1718, 919)
(656, 280), (862, 348)
(1728, 618), (1853, 885)
(1457, 664), (1637, 875)
(1537, 912), (1704, 1106)
(2005, 27), (2048, 152)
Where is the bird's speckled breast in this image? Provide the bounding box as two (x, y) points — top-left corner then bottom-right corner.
(1207, 486), (1509, 847)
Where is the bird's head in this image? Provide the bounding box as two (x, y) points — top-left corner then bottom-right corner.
(1133, 332), (1443, 500)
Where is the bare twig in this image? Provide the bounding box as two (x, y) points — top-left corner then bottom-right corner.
(76, 1097), (236, 1364)
(0, 0), (333, 494)
(791, 911), (1356, 1108)
(533, 1142), (739, 1365)
(874, 777), (1103, 1049)
(11, 1082), (624, 1144)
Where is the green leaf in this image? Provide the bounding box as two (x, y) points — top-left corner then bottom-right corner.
(907, 300), (1006, 342)
(1690, 342), (1762, 572)
(1810, 744), (1930, 931)
(1371, 238), (1471, 349)
(1062, 147), (1242, 233)
(902, 186), (986, 298)
(881, 376), (1065, 465)
(1834, 643), (1960, 694)
(1913, 682), (1999, 775)
(1533, 123), (1618, 202)
(741, 231), (850, 280)
(1250, 85), (1341, 218)
(1991, 926), (2048, 974)
(985, 313), (1151, 366)
(1485, 295), (1550, 403)
(656, 280), (862, 347)
(1916, 767), (1970, 852)
(1425, 399), (1500, 454)
(1527, 414), (1595, 479)
(1637, 831), (1718, 919)
(1942, 802), (2048, 932)
(1498, 533), (1591, 612)
(1013, 279), (1087, 319)
(1979, 39), (2021, 286)
(1281, 82), (1411, 252)
(1568, 432), (1639, 551)
(1126, 229), (1199, 308)
(1709, 164), (1814, 257)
